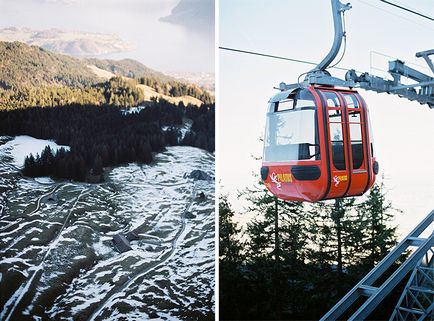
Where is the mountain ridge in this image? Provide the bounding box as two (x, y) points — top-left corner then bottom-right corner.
(0, 41), (213, 109)
(0, 27), (133, 57)
(0, 41), (174, 89)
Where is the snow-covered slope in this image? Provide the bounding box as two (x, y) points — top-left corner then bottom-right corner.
(0, 144), (214, 320)
(0, 135), (69, 168)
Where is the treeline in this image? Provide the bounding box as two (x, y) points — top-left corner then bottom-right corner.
(84, 58), (173, 83)
(0, 77), (145, 110)
(183, 102), (215, 152)
(0, 100), (214, 181)
(138, 77), (213, 104)
(0, 41), (214, 110)
(220, 182), (404, 320)
(0, 41), (98, 89)
(0, 76), (213, 110)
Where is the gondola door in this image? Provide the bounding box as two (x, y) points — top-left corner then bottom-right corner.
(321, 90), (350, 199)
(341, 92), (371, 196)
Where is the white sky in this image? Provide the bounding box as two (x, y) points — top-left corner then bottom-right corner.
(0, 0), (214, 72)
(219, 0), (434, 238)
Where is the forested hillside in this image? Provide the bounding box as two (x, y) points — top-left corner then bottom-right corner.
(0, 77), (145, 109)
(0, 41), (214, 109)
(0, 41), (98, 88)
(0, 100), (214, 182)
(84, 58), (172, 82)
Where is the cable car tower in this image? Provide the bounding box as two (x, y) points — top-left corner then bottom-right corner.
(261, 0), (434, 319)
(279, 1), (434, 107)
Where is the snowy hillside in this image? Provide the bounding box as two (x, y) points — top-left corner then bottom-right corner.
(0, 135), (69, 168)
(0, 140), (215, 320)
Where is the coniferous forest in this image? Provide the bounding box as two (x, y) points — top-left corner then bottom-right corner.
(0, 42), (214, 110)
(0, 100), (214, 182)
(220, 181), (406, 321)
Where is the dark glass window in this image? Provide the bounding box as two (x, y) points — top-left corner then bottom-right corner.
(329, 122), (346, 170)
(368, 114), (375, 156)
(350, 123), (364, 169)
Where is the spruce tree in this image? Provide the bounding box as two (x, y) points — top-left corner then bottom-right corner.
(219, 195), (245, 320)
(219, 195), (243, 264)
(358, 180), (398, 269)
(242, 183), (307, 319)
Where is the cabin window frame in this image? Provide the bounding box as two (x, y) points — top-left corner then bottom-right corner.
(263, 89), (320, 162)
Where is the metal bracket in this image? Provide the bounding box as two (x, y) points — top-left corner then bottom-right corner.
(310, 0), (351, 73)
(416, 49), (434, 74)
(306, 71), (355, 87)
(345, 55), (434, 108)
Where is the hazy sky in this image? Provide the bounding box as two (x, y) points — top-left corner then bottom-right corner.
(0, 0), (215, 72)
(219, 0), (434, 238)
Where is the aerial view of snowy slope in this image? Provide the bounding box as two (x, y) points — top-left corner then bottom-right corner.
(0, 136), (215, 320)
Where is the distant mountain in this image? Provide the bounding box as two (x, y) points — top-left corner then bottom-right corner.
(0, 41), (172, 89)
(0, 41), (98, 88)
(84, 58), (173, 83)
(0, 41), (213, 108)
(0, 27), (133, 57)
(160, 0), (214, 33)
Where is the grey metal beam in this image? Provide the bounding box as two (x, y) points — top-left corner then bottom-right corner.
(407, 237), (428, 247)
(389, 80), (434, 91)
(358, 285), (379, 296)
(348, 232), (434, 320)
(390, 252), (434, 321)
(416, 49), (434, 74)
(389, 60), (432, 82)
(344, 69), (434, 107)
(320, 210), (434, 321)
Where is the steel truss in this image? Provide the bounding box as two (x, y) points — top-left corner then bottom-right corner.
(390, 248), (434, 321)
(320, 210), (434, 321)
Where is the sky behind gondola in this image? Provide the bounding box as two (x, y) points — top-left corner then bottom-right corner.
(219, 0), (434, 237)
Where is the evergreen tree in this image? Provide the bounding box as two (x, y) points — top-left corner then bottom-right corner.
(219, 195), (243, 264)
(241, 183), (307, 319)
(358, 180), (398, 269)
(219, 177), (401, 320)
(23, 154), (36, 176)
(218, 195), (249, 320)
(307, 198), (367, 273)
(92, 155), (103, 175)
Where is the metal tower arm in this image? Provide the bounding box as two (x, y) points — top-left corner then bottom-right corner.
(281, 49), (434, 108)
(311, 0), (352, 72)
(281, 0), (434, 108)
(416, 49), (434, 74)
(345, 51), (434, 108)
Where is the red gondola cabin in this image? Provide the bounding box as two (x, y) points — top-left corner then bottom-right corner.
(261, 85), (378, 202)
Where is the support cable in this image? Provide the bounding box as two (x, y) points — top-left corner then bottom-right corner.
(379, 0), (434, 22)
(219, 46), (352, 72)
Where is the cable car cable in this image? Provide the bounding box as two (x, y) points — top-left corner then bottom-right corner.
(379, 0), (434, 22)
(354, 0), (434, 31)
(219, 47), (354, 72)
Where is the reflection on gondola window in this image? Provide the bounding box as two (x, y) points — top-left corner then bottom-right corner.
(264, 90), (318, 162)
